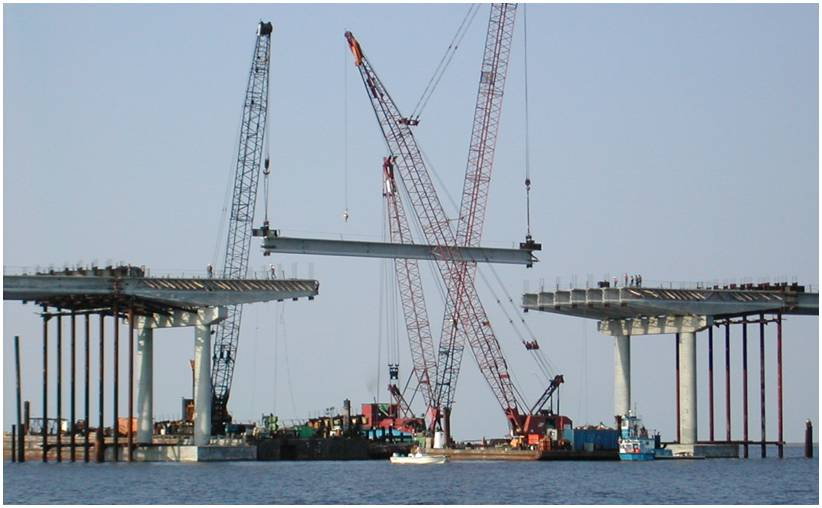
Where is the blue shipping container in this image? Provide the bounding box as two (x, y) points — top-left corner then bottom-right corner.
(570, 428), (618, 451)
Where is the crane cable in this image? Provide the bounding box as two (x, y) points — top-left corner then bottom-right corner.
(415, 148), (553, 380)
(484, 260), (558, 376)
(343, 44), (351, 222)
(212, 99), (246, 271)
(409, 4), (481, 122)
(262, 91), (272, 226)
(523, 4), (533, 241)
(275, 303), (297, 418)
(513, 5), (558, 379)
(477, 264), (554, 380)
(375, 197), (387, 402)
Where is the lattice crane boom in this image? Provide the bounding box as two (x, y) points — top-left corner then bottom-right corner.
(457, 3), (517, 250)
(211, 21), (273, 431)
(346, 31), (524, 434)
(382, 157), (438, 412)
(436, 4), (518, 424)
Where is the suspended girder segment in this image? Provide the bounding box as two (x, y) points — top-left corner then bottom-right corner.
(257, 233), (538, 266)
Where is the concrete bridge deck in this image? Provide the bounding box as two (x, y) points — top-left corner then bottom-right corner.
(522, 285), (818, 320)
(4, 271), (319, 314)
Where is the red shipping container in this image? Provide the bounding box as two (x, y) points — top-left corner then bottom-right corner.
(118, 417), (137, 437)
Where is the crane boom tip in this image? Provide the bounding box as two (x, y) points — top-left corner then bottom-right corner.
(344, 31), (363, 66)
(258, 21), (273, 36)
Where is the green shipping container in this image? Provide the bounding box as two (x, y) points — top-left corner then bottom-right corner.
(295, 425), (316, 439)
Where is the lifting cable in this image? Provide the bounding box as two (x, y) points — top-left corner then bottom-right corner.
(381, 182), (402, 383)
(403, 374), (421, 415)
(389, 255), (401, 368)
(406, 149), (552, 384)
(523, 4), (533, 241)
(275, 303), (297, 417)
(343, 44), (351, 222)
(409, 4), (481, 122)
(484, 261), (558, 376)
(394, 159), (450, 308)
(251, 306), (259, 418)
(375, 199), (387, 402)
(477, 263), (553, 380)
(262, 88), (272, 226)
(212, 104), (246, 272)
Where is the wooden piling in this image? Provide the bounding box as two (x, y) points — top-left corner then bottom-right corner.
(70, 312), (76, 462)
(96, 313), (105, 463)
(777, 313), (783, 458)
(84, 314), (90, 462)
(56, 314), (62, 462)
(113, 302), (119, 462)
(42, 310), (49, 463)
(14, 336), (24, 462)
(805, 420), (813, 458)
(742, 316), (749, 459)
(128, 306), (135, 462)
(759, 313), (766, 458)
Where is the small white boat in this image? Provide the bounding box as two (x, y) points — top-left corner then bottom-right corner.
(389, 451), (448, 465)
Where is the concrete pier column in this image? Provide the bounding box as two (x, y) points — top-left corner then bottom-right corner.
(193, 323), (212, 446)
(614, 334), (631, 417)
(136, 327), (153, 444)
(678, 331), (697, 444)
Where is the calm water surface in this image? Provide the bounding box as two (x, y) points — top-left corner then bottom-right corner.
(4, 445), (817, 504)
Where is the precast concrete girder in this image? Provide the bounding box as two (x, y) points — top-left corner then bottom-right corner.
(259, 235), (539, 266)
(4, 275), (319, 311)
(522, 287), (818, 320)
(136, 307), (227, 330)
(599, 315), (711, 336)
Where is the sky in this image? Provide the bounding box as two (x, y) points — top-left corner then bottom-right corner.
(3, 3), (818, 443)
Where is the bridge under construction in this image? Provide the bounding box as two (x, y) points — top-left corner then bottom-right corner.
(522, 282), (818, 458)
(4, 266), (318, 462)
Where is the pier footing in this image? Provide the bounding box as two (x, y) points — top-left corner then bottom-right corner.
(665, 443), (739, 458)
(103, 444), (257, 462)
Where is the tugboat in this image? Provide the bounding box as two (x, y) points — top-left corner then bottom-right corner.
(618, 411), (655, 461)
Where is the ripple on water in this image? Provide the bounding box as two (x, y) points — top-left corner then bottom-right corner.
(3, 446), (818, 504)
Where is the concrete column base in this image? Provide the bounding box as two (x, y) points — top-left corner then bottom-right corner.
(193, 324), (212, 447)
(614, 334), (631, 418)
(136, 328), (154, 444)
(679, 331), (698, 444)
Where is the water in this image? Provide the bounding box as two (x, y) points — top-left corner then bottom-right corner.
(4, 446), (817, 504)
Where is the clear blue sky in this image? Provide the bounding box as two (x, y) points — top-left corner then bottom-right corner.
(4, 3), (818, 442)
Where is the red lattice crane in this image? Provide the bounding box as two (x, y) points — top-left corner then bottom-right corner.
(346, 29), (525, 438)
(435, 3), (519, 436)
(382, 156), (438, 414)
